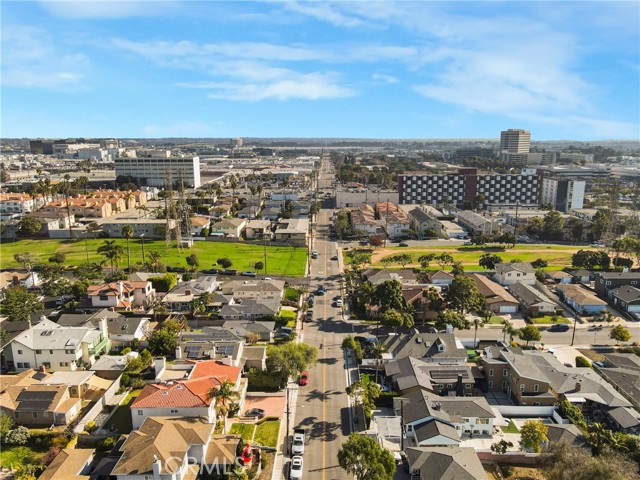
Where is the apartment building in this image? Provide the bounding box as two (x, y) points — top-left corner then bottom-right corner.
(541, 178), (585, 212)
(114, 155), (201, 188)
(500, 129), (530, 154)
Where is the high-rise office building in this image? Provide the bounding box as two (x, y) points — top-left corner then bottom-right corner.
(114, 156), (201, 188)
(500, 129), (531, 154)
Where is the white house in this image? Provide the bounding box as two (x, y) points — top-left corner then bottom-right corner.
(219, 279), (285, 302)
(107, 317), (150, 349)
(210, 218), (247, 237)
(397, 390), (495, 447)
(6, 318), (110, 372)
(130, 359), (243, 429)
(494, 262), (536, 286)
(162, 277), (218, 311)
(87, 281), (155, 310)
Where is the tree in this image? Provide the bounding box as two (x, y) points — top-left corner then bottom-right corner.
(337, 433), (396, 480)
(370, 235), (383, 248)
(610, 325), (631, 344)
(207, 379), (240, 429)
(375, 280), (405, 313)
(491, 439), (513, 454)
(14, 252), (39, 271)
(217, 257), (233, 269)
(501, 319), (516, 343)
(1, 286), (43, 322)
(520, 419), (548, 453)
(390, 253), (412, 268)
(572, 250), (610, 270)
(254, 261), (264, 271)
(518, 325), (542, 346)
(473, 310), (492, 348)
(435, 252), (454, 270)
(148, 251), (162, 273)
(148, 328), (178, 356)
(446, 275), (484, 315)
(436, 309), (470, 331)
(418, 253), (436, 271)
(121, 225), (134, 273)
(266, 342), (318, 388)
(97, 240), (124, 274)
(186, 253), (200, 271)
(0, 413), (14, 438)
(3, 425), (30, 445)
(450, 261), (464, 276)
(541, 440), (635, 480)
(542, 210), (565, 240)
(18, 216), (42, 235)
(575, 356), (591, 368)
(531, 258), (548, 269)
(48, 252), (66, 264)
(86, 221), (102, 239)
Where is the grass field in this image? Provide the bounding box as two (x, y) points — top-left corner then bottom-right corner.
(501, 420), (520, 433)
(529, 315), (570, 324)
(343, 244), (585, 271)
(0, 444), (47, 469)
(0, 238), (307, 276)
(102, 389), (141, 434)
(229, 422), (256, 442)
(253, 420), (280, 447)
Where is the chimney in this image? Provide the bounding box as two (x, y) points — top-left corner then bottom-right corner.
(39, 364), (46, 373)
(154, 356), (166, 380)
(99, 316), (109, 339)
(175, 346), (182, 359)
(575, 382), (581, 392)
(185, 290), (192, 296)
(117, 281), (123, 295)
(152, 455), (162, 477)
(12, 275), (19, 285)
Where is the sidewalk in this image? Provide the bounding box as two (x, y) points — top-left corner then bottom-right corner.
(271, 380), (300, 480)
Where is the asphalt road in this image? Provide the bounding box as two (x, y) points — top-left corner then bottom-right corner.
(290, 163), (353, 480)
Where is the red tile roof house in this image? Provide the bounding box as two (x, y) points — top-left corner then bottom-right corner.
(87, 281), (155, 311)
(130, 360), (243, 429)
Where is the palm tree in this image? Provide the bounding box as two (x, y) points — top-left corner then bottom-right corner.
(369, 342), (388, 384)
(207, 380), (239, 434)
(97, 240), (124, 274)
(136, 204), (148, 219)
(229, 176), (238, 202)
(148, 251), (162, 273)
(586, 422), (619, 455)
(501, 318), (516, 343)
(474, 310), (492, 348)
(121, 225), (134, 273)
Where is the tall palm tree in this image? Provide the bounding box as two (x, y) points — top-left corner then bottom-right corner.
(121, 225), (134, 273)
(97, 240), (124, 274)
(87, 221), (102, 239)
(370, 342), (388, 384)
(229, 176), (238, 202)
(207, 380), (239, 434)
(501, 318), (516, 343)
(148, 251), (162, 273)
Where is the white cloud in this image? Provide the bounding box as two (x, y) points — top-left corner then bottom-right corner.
(372, 73), (398, 84)
(1, 25), (88, 89)
(38, 0), (179, 19)
(280, 1), (366, 28)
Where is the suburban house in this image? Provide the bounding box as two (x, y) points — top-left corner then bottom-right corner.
(594, 271), (640, 297)
(607, 285), (640, 313)
(273, 218), (309, 246)
(469, 273), (519, 314)
(508, 282), (557, 316)
(384, 356), (481, 397)
(0, 383), (81, 427)
(456, 210), (496, 236)
(218, 298), (280, 320)
(397, 390), (495, 447)
(546, 270), (573, 284)
(220, 279), (285, 302)
(350, 204), (383, 237)
(0, 193), (42, 214)
(106, 316), (150, 349)
(376, 201), (411, 239)
(0, 271), (41, 292)
(363, 269), (418, 286)
(131, 359), (243, 429)
(381, 333), (467, 363)
(569, 269), (594, 285)
(599, 353), (640, 412)
(245, 219), (272, 240)
(177, 332), (268, 371)
(5, 318), (110, 372)
(190, 215), (210, 236)
(87, 280), (155, 310)
(494, 262), (536, 286)
(211, 218), (247, 237)
(403, 287), (439, 322)
(405, 447), (486, 480)
(111, 417), (241, 479)
(482, 346), (633, 413)
(38, 448), (94, 480)
(426, 271), (454, 287)
(162, 276), (219, 311)
(401, 205), (444, 238)
(555, 284), (607, 315)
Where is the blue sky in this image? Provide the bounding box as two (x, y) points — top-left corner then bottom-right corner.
(2, 1), (639, 140)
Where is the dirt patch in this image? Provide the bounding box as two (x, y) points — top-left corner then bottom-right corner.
(578, 349), (606, 362)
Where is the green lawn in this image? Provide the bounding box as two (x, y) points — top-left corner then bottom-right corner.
(485, 315), (505, 324)
(279, 309), (297, 319)
(285, 287), (301, 302)
(501, 420), (520, 434)
(360, 373), (373, 386)
(0, 445), (47, 469)
(101, 389), (141, 434)
(529, 316), (570, 324)
(371, 244), (585, 270)
(253, 420), (280, 447)
(0, 238), (307, 276)
(229, 422), (256, 442)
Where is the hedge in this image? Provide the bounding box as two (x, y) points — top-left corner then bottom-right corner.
(148, 272), (177, 292)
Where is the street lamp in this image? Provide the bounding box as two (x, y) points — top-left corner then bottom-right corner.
(140, 234), (146, 265)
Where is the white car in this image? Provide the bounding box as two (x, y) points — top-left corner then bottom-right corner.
(335, 299), (343, 307)
(290, 456), (303, 480)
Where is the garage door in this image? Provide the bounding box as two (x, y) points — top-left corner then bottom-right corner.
(499, 305), (518, 313)
(627, 305), (640, 313)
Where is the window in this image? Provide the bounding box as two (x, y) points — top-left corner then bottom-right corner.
(488, 369), (494, 376)
(32, 412), (38, 418)
(49, 350), (53, 354)
(520, 384), (525, 391)
(43, 362), (51, 369)
(534, 384), (539, 392)
(138, 410), (143, 415)
(170, 409), (178, 413)
(502, 381), (507, 388)
(35, 350), (42, 354)
(534, 402), (540, 406)
(17, 350), (23, 354)
(465, 384), (472, 388)
(447, 384), (452, 389)
(65, 349), (75, 354)
(17, 363), (24, 369)
(503, 369), (508, 377)
(477, 418), (490, 424)
(488, 381), (493, 388)
(99, 295), (109, 301)
(406, 424), (413, 431)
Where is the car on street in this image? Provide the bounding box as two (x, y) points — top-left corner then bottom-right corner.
(240, 271), (257, 277)
(548, 324), (570, 332)
(298, 372), (309, 386)
(311, 250), (318, 259)
(331, 255), (338, 260)
(316, 286), (325, 296)
(290, 456), (303, 479)
(245, 408), (266, 419)
(399, 242), (409, 247)
(335, 299), (343, 307)
(221, 269), (238, 275)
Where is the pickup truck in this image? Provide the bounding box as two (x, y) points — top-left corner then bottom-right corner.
(291, 428), (307, 455)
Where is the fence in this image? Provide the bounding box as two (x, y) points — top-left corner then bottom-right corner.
(73, 374), (122, 433)
(477, 451), (540, 466)
(492, 405), (557, 417)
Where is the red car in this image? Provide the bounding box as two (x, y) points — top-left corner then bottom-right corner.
(299, 372), (309, 386)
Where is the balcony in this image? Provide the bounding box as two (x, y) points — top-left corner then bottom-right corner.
(89, 336), (110, 356)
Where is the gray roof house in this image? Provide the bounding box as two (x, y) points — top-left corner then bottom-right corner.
(381, 333), (467, 363)
(218, 298), (280, 321)
(494, 262), (536, 286)
(608, 285), (640, 313)
(405, 447), (486, 480)
(508, 282), (557, 316)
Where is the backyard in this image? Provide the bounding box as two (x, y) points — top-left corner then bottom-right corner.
(0, 444), (47, 469)
(0, 238), (307, 276)
(101, 389), (141, 434)
(229, 419), (280, 447)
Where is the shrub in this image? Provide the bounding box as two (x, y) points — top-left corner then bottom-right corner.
(4, 426), (30, 445)
(97, 436), (117, 452)
(120, 373), (130, 387)
(130, 378), (146, 389)
(148, 272), (177, 292)
(41, 447), (61, 466)
(575, 356), (591, 368)
(120, 347), (132, 355)
(84, 421), (98, 434)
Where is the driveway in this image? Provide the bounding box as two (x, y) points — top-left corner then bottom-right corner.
(242, 393), (286, 419)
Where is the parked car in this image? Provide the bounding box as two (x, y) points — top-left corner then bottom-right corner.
(308, 298), (314, 307)
(311, 250), (319, 259)
(316, 286), (325, 296)
(549, 324), (570, 332)
(290, 456), (303, 480)
(593, 361), (606, 368)
(221, 269), (238, 275)
(202, 268), (219, 274)
(241, 271), (257, 277)
(245, 408), (266, 419)
(291, 428), (307, 455)
(335, 299), (343, 307)
(298, 371), (309, 386)
(331, 255), (338, 260)
(399, 242), (409, 247)
(56, 295), (73, 306)
(564, 363), (573, 368)
(306, 310), (313, 319)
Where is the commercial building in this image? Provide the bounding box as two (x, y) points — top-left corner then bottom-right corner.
(114, 155), (201, 188)
(398, 168), (541, 207)
(500, 129), (530, 154)
(541, 178), (585, 212)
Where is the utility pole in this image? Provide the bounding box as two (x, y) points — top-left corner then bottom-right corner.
(285, 386), (291, 455)
(570, 311), (578, 346)
(140, 234), (146, 265)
